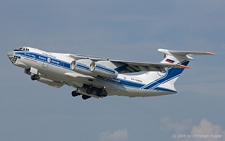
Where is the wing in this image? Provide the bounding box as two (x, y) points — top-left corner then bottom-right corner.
(70, 54), (188, 73)
(111, 60), (188, 73)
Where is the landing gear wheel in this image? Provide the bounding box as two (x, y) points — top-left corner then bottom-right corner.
(82, 95), (91, 100)
(96, 88), (107, 97)
(31, 75), (40, 81)
(71, 91), (80, 97)
(96, 89), (102, 97)
(86, 87), (94, 94)
(31, 75), (35, 80)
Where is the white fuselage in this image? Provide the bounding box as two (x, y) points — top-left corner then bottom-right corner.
(8, 47), (176, 98)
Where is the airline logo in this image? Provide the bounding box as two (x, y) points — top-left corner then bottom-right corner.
(165, 59), (175, 64)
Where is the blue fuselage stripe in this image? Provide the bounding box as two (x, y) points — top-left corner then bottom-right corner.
(15, 51), (71, 69)
(153, 87), (177, 93)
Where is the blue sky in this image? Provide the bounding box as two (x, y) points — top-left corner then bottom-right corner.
(1, 0), (225, 141)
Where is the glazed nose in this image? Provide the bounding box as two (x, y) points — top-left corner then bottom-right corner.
(7, 51), (14, 59)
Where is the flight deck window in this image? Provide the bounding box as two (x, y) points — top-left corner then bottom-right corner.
(14, 47), (29, 51)
(14, 48), (23, 51)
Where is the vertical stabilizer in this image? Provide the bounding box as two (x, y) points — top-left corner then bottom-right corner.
(141, 49), (215, 93)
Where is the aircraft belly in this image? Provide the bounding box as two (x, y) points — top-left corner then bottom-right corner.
(106, 86), (176, 97)
(136, 89), (176, 97)
(36, 63), (104, 88)
(92, 78), (126, 91)
(33, 62), (72, 83)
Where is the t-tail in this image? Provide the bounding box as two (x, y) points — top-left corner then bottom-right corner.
(141, 49), (215, 93)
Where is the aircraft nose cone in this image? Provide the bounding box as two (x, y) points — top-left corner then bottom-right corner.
(7, 51), (14, 59)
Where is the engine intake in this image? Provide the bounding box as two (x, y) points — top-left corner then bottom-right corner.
(71, 59), (94, 76)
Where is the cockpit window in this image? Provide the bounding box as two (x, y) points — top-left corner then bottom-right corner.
(14, 47), (29, 51)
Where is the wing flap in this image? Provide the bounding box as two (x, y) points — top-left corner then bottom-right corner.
(112, 61), (188, 72)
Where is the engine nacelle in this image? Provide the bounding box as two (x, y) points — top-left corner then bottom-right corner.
(91, 61), (118, 78)
(70, 59), (94, 76)
(71, 59), (118, 78)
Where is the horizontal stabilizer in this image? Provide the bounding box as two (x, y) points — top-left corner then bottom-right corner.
(158, 49), (215, 60)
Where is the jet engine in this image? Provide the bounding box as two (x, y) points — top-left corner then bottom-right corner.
(91, 61), (118, 78)
(70, 59), (94, 76)
(71, 59), (118, 78)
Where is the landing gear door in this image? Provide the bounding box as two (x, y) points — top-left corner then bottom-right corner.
(42, 57), (50, 69)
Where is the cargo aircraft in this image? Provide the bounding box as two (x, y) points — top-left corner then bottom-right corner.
(7, 47), (215, 100)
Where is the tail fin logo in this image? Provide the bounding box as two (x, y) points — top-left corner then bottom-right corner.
(165, 59), (175, 64)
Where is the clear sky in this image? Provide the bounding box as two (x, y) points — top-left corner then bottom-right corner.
(1, 0), (225, 141)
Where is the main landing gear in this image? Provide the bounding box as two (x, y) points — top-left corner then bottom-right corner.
(71, 90), (91, 100)
(71, 85), (107, 100)
(84, 84), (107, 97)
(82, 95), (91, 100)
(71, 90), (80, 97)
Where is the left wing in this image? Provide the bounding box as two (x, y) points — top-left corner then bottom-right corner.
(69, 54), (188, 73)
(110, 60), (188, 73)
